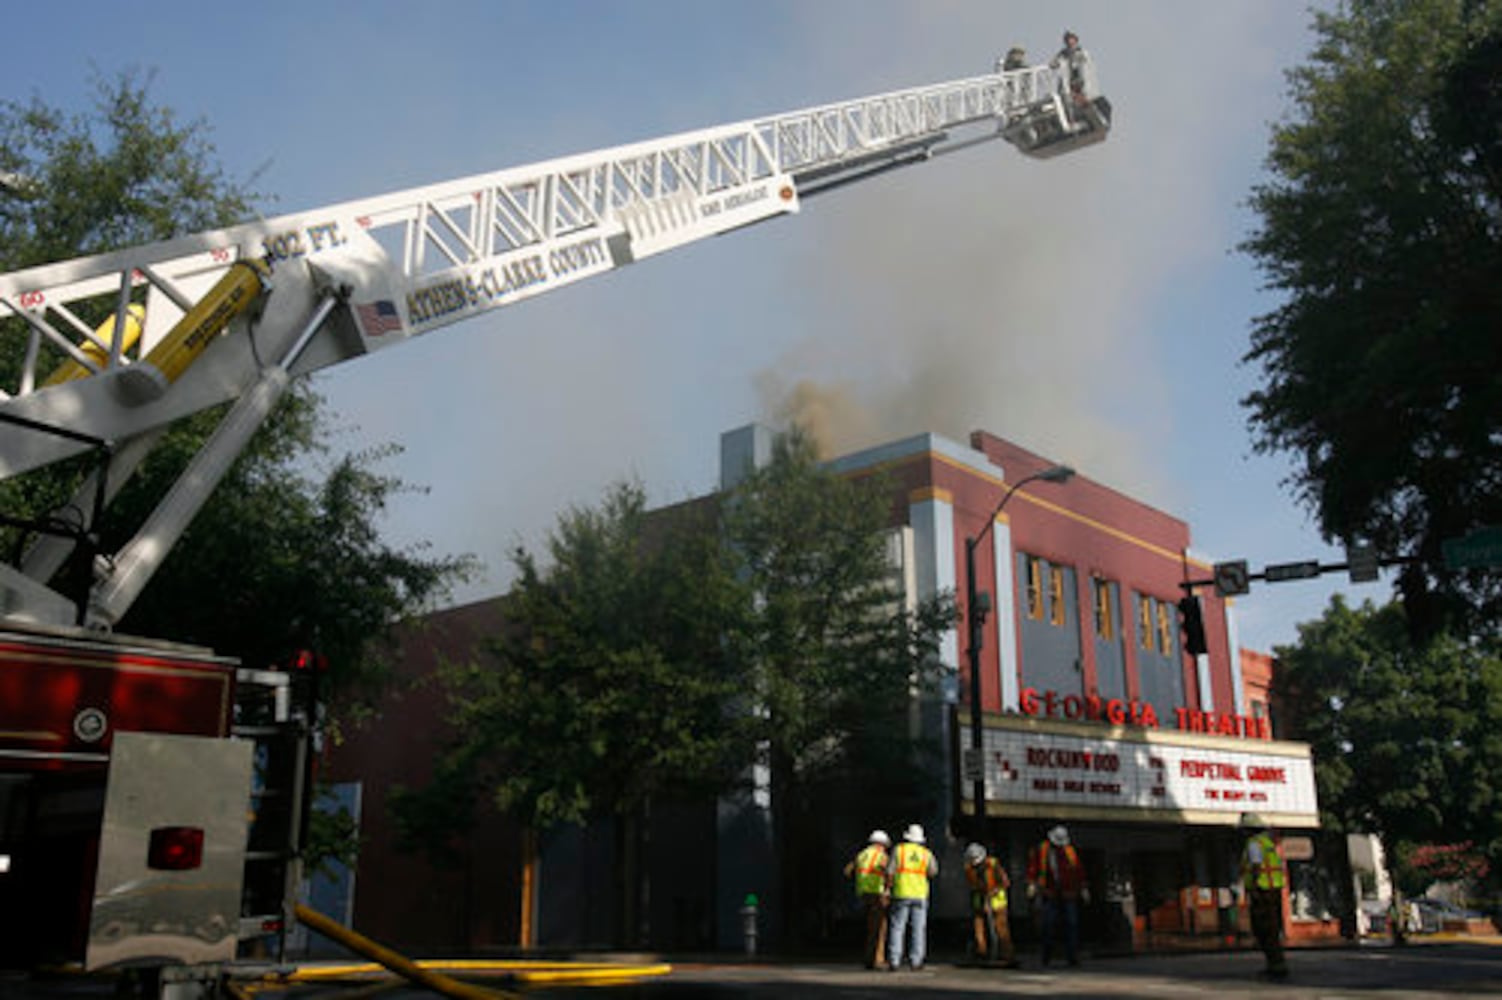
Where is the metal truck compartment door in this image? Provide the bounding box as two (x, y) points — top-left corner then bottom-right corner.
(86, 731), (252, 970)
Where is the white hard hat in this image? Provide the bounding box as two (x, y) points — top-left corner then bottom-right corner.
(869, 829), (891, 846)
(903, 823), (926, 844)
(1240, 812), (1269, 830)
(1048, 825), (1070, 847)
(965, 842), (987, 865)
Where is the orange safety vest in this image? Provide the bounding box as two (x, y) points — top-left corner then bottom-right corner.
(1031, 842), (1084, 895)
(853, 844), (888, 896)
(1243, 833), (1286, 891)
(966, 857), (1009, 911)
(891, 841), (934, 900)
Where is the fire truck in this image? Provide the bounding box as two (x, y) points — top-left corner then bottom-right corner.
(0, 48), (1109, 993)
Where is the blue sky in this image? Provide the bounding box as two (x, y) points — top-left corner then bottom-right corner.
(3, 1), (1388, 654)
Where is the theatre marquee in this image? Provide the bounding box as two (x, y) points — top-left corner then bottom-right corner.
(958, 711), (1320, 828)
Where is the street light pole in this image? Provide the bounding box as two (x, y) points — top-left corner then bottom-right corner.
(965, 464), (1074, 834)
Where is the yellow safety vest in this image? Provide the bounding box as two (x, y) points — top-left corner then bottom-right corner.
(891, 842), (933, 900)
(854, 844), (888, 896)
(966, 857), (1008, 911)
(1244, 833), (1286, 891)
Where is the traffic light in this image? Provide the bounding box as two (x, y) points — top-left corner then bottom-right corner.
(287, 648), (328, 672)
(1178, 595), (1208, 656)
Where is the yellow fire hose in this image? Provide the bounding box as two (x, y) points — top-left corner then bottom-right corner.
(282, 903), (672, 996)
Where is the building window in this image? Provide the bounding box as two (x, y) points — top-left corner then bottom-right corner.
(1049, 565), (1066, 626)
(1025, 556), (1043, 620)
(1138, 594), (1154, 650)
(1156, 600), (1173, 653)
(1093, 578), (1115, 640)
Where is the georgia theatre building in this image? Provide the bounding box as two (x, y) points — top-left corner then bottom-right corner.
(766, 423), (1330, 951)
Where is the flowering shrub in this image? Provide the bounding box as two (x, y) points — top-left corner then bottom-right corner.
(1404, 842), (1490, 883)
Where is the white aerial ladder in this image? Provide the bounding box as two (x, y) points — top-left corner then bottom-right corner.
(0, 52), (1111, 630)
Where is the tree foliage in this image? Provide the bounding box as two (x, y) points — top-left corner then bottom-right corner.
(120, 437), (472, 695)
(723, 428), (954, 806)
(410, 481), (750, 836)
(0, 67), (256, 270)
(1241, 0), (1502, 640)
(1273, 595), (1502, 869)
(1, 68), (261, 560)
(0, 70), (471, 694)
(1397, 840), (1492, 898)
(721, 428), (955, 942)
(399, 428), (955, 945)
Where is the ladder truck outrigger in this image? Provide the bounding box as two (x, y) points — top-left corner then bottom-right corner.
(0, 48), (1109, 995)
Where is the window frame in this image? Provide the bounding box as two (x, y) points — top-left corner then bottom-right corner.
(1048, 565), (1066, 626)
(1093, 577), (1115, 640)
(1137, 593), (1154, 650)
(1025, 556), (1043, 620)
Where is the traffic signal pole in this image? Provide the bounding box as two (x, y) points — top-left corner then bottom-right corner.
(1178, 553), (1417, 597)
(1174, 551), (1416, 654)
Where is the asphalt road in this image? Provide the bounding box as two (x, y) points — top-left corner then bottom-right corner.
(535, 940), (1501, 999)
(7, 937), (1500, 999)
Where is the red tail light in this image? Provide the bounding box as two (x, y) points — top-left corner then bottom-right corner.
(147, 826), (204, 870)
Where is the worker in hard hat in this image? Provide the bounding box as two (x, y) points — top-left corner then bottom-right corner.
(843, 829), (892, 969)
(1026, 824), (1088, 967)
(964, 843), (1017, 966)
(885, 823), (937, 972)
(1239, 812), (1289, 979)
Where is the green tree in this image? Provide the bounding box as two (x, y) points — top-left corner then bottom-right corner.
(1241, 1), (1502, 640)
(400, 481), (750, 943)
(0, 68), (255, 269)
(400, 428), (955, 948)
(1274, 596), (1502, 881)
(0, 71), (471, 696)
(1, 68), (261, 565)
(722, 427), (955, 945)
(119, 437), (472, 698)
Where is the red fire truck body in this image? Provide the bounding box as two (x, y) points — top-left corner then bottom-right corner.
(0, 623), (251, 970)
(0, 624), (235, 768)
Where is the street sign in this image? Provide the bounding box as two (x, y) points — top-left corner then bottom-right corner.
(1442, 526), (1502, 570)
(1263, 560), (1321, 583)
(1213, 560), (1250, 597)
(1280, 836), (1315, 862)
(1346, 543), (1379, 583)
(961, 747), (983, 783)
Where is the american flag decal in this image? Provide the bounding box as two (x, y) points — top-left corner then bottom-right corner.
(355, 299), (403, 337)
